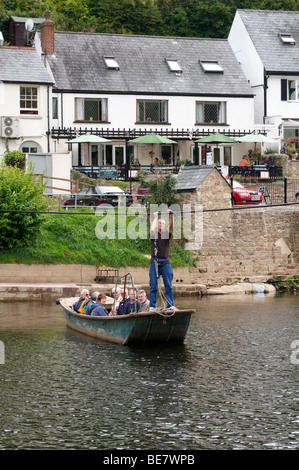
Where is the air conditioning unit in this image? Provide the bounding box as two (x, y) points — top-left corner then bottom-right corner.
(1, 116), (20, 138)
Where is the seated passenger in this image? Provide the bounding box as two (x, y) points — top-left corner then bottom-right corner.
(91, 294), (109, 316)
(239, 155), (250, 167)
(111, 286), (122, 315)
(117, 288), (129, 315)
(124, 289), (141, 314)
(85, 291), (100, 315)
(72, 288), (90, 313)
(137, 289), (150, 312)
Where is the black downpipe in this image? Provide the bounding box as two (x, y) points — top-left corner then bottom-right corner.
(47, 86), (50, 152)
(194, 142), (199, 165)
(263, 69), (268, 124)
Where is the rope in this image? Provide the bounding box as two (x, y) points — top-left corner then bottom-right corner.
(0, 201), (297, 216)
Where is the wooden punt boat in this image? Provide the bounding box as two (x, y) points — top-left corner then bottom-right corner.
(59, 297), (194, 346)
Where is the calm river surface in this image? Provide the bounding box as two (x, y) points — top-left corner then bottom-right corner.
(0, 293), (298, 450)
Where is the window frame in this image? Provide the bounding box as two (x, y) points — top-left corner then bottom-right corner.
(279, 33), (295, 45)
(136, 99), (168, 124)
(287, 79), (299, 101)
(199, 60), (224, 73)
(52, 96), (58, 119)
(166, 59), (182, 73)
(103, 56), (120, 70)
(20, 86), (38, 115)
(195, 101), (227, 125)
(74, 97), (108, 122)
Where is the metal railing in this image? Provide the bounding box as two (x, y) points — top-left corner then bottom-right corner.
(228, 165), (283, 178)
(73, 164), (180, 180)
(230, 177), (299, 204)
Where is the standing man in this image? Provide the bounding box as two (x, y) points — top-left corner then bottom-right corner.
(149, 210), (176, 311)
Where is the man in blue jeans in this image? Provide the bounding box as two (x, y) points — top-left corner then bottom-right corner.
(149, 210), (177, 311)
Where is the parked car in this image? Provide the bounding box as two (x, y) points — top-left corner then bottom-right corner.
(64, 186), (133, 208)
(137, 181), (149, 201)
(230, 180), (263, 205)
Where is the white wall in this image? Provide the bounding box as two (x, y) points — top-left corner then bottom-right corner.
(51, 91), (255, 164)
(27, 152), (72, 194)
(267, 75), (299, 120)
(228, 11), (265, 125)
(0, 82), (50, 158)
(228, 11), (264, 86)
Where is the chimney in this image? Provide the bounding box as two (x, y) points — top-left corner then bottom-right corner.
(40, 11), (54, 53)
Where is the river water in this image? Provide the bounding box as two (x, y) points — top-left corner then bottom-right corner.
(0, 293), (298, 450)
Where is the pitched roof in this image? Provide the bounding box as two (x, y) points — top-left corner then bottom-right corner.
(0, 47), (54, 84)
(237, 9), (299, 73)
(10, 16), (45, 24)
(176, 165), (216, 191)
(46, 31), (253, 96)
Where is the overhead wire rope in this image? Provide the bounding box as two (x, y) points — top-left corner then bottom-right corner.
(0, 202), (298, 216)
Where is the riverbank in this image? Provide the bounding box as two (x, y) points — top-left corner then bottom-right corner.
(0, 280), (276, 301)
(0, 262), (280, 300)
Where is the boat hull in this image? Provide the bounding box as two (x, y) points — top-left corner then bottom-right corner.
(60, 298), (194, 345)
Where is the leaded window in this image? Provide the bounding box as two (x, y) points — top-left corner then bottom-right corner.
(75, 98), (108, 121)
(196, 101), (226, 124)
(136, 100), (168, 123)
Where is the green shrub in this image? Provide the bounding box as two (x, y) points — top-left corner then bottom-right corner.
(3, 150), (26, 169)
(144, 173), (178, 206)
(0, 163), (54, 248)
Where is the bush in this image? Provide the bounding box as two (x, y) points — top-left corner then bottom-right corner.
(144, 173), (178, 206)
(3, 150), (26, 169)
(0, 163), (54, 248)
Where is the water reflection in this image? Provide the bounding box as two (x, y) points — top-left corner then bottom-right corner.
(0, 294), (298, 449)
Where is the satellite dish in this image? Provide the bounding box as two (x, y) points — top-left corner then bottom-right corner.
(25, 19), (34, 32)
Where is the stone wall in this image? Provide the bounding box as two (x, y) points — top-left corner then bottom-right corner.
(0, 263), (194, 286)
(191, 204), (299, 286)
(175, 167), (299, 286)
(283, 160), (299, 179)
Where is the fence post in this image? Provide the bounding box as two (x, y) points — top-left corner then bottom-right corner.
(284, 178), (287, 203)
(230, 176), (234, 205)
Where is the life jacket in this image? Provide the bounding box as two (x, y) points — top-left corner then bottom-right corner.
(73, 297), (91, 314)
(78, 298), (92, 314)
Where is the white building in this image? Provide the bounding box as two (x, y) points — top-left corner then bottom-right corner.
(229, 9), (299, 148)
(2, 11), (272, 174)
(34, 12), (257, 168)
(0, 46), (53, 156)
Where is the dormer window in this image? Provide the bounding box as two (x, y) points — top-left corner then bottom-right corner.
(166, 59), (182, 73)
(103, 57), (120, 69)
(200, 60), (223, 73)
(279, 33), (295, 45)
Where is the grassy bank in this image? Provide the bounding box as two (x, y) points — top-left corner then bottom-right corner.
(0, 209), (194, 267)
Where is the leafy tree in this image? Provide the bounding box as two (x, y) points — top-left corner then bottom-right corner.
(0, 163), (54, 248)
(144, 173), (178, 206)
(2, 0), (299, 44)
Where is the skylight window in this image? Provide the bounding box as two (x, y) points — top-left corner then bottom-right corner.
(200, 60), (223, 73)
(166, 59), (182, 73)
(103, 57), (120, 69)
(279, 33), (295, 45)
